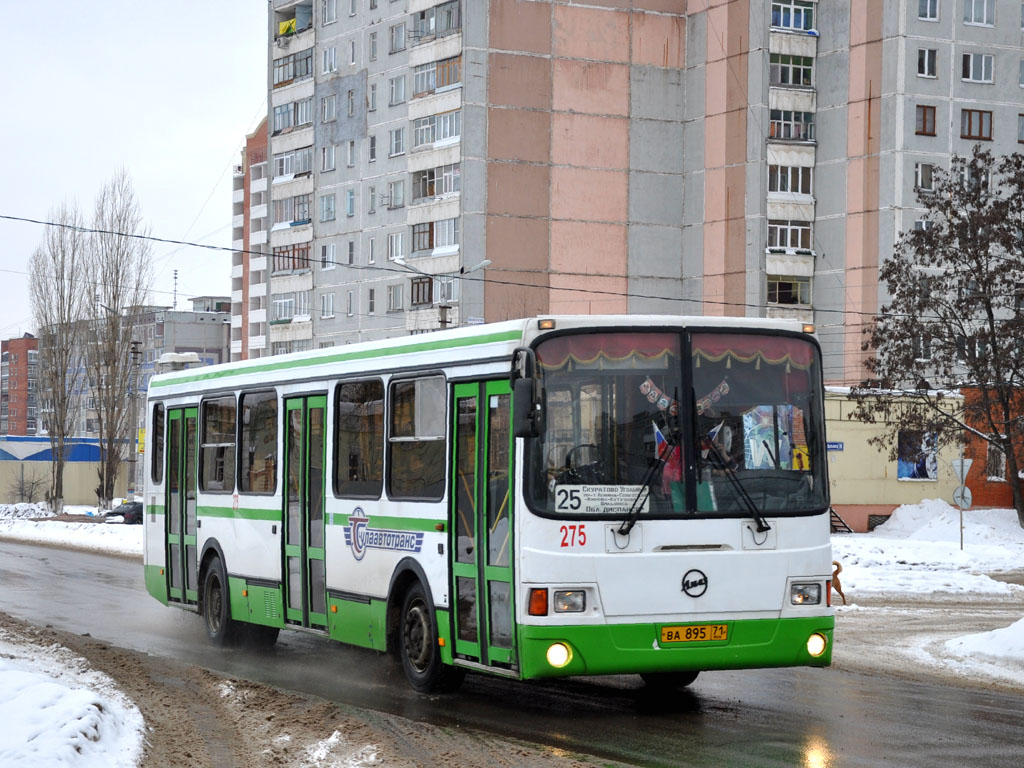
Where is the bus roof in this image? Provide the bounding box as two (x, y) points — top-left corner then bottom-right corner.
(148, 314), (811, 398)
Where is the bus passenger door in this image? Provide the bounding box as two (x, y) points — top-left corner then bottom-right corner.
(451, 380), (515, 668)
(165, 407), (199, 605)
(283, 395), (328, 630)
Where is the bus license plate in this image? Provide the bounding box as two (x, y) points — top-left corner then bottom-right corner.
(660, 624), (728, 643)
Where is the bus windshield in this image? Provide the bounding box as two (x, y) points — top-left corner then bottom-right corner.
(523, 329), (828, 519)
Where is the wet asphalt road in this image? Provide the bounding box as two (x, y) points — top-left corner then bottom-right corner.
(2, 540), (1023, 767)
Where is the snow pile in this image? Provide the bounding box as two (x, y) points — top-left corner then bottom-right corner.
(831, 499), (1024, 595)
(0, 628), (144, 768)
(0, 503), (142, 558)
(945, 617), (1024, 670)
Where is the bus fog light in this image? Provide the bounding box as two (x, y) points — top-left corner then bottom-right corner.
(791, 583), (822, 605)
(806, 633), (827, 657)
(546, 642), (573, 668)
(553, 590), (586, 613)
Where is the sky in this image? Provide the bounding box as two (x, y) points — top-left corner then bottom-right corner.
(0, 498), (1023, 763)
(0, 1), (268, 340)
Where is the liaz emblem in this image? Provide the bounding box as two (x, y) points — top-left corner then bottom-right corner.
(343, 508), (425, 561)
(682, 569), (708, 598)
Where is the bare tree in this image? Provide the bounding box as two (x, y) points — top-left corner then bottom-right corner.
(86, 170), (153, 507)
(8, 465), (48, 504)
(29, 201), (90, 514)
(850, 149), (1024, 528)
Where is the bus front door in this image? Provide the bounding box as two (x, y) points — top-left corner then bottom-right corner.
(283, 395), (328, 630)
(166, 407), (198, 605)
(451, 381), (515, 669)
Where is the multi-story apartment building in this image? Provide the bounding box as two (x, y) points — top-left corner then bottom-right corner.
(232, 117), (270, 361)
(251, 0), (1024, 382)
(0, 334), (39, 436)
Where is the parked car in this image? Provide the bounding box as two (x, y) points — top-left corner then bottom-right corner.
(107, 501), (143, 525)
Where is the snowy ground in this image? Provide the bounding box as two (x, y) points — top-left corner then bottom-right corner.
(1, 499), (1023, 764)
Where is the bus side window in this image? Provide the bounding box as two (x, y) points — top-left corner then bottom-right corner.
(335, 379), (384, 498)
(151, 403), (164, 484)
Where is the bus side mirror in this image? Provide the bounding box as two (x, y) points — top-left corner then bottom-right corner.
(513, 377), (542, 438)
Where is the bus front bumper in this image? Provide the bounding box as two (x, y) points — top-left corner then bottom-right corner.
(517, 615), (834, 680)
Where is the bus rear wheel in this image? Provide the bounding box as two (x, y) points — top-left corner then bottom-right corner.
(399, 582), (464, 693)
(640, 670), (700, 690)
(202, 556), (239, 646)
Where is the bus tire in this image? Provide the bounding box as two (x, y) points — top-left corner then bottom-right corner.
(202, 555), (239, 646)
(640, 670), (700, 690)
(399, 582), (464, 693)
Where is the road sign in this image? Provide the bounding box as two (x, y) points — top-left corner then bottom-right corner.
(952, 458), (973, 484)
(953, 486), (973, 509)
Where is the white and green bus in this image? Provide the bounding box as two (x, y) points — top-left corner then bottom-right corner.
(143, 315), (834, 692)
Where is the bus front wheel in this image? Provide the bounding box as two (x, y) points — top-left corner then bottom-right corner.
(399, 582), (464, 693)
(202, 556), (239, 646)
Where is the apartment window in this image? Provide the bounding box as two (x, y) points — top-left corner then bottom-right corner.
(412, 1), (462, 40)
(388, 231), (404, 260)
(347, 291), (354, 317)
(272, 243), (312, 273)
(389, 127), (405, 156)
(1019, 59), (1024, 86)
(413, 164), (460, 201)
(348, 240), (355, 265)
(916, 105), (937, 135)
(322, 145), (336, 171)
(369, 31), (378, 61)
(274, 193), (312, 224)
(368, 288), (375, 314)
(347, 89), (355, 116)
(961, 108), (993, 139)
(323, 46), (337, 73)
(322, 94), (337, 122)
(369, 135), (376, 161)
(768, 165), (813, 195)
(350, 40), (356, 65)
(387, 179), (404, 208)
(767, 219), (812, 250)
(349, 0), (356, 14)
(322, 292), (336, 318)
(412, 218), (459, 253)
(768, 54), (813, 87)
(200, 397), (236, 493)
(412, 110), (461, 148)
(368, 237), (376, 263)
(919, 0), (938, 20)
(771, 0), (814, 31)
(346, 189), (356, 216)
(390, 22), (406, 53)
(321, 243), (336, 269)
(914, 163), (935, 191)
(918, 48), (937, 77)
(322, 0), (337, 23)
(411, 276), (432, 306)
(769, 109), (814, 141)
(964, 0), (994, 25)
(767, 275), (811, 305)
(347, 139), (356, 166)
(914, 219), (934, 231)
(369, 83), (377, 111)
(273, 98), (313, 133)
(962, 53), (994, 83)
(986, 439), (1006, 481)
(1019, 114), (1024, 143)
(369, 185), (377, 213)
(413, 55), (461, 96)
(389, 75), (406, 105)
(320, 193), (336, 221)
(274, 146), (313, 176)
(273, 49), (313, 87)
(387, 284), (404, 311)
(434, 274), (457, 304)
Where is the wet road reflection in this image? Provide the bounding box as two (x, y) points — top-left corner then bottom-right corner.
(3, 541), (1023, 767)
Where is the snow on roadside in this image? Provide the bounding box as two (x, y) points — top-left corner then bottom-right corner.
(831, 498), (1024, 595)
(0, 626), (145, 768)
(0, 503), (142, 558)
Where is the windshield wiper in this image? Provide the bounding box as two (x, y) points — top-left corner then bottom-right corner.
(618, 419), (680, 537)
(705, 438), (772, 534)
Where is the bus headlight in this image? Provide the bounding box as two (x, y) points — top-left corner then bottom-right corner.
(791, 583), (822, 605)
(553, 590), (586, 612)
(806, 633), (828, 657)
(546, 642), (573, 668)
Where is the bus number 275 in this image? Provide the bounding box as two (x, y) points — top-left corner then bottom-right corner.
(559, 524), (587, 547)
